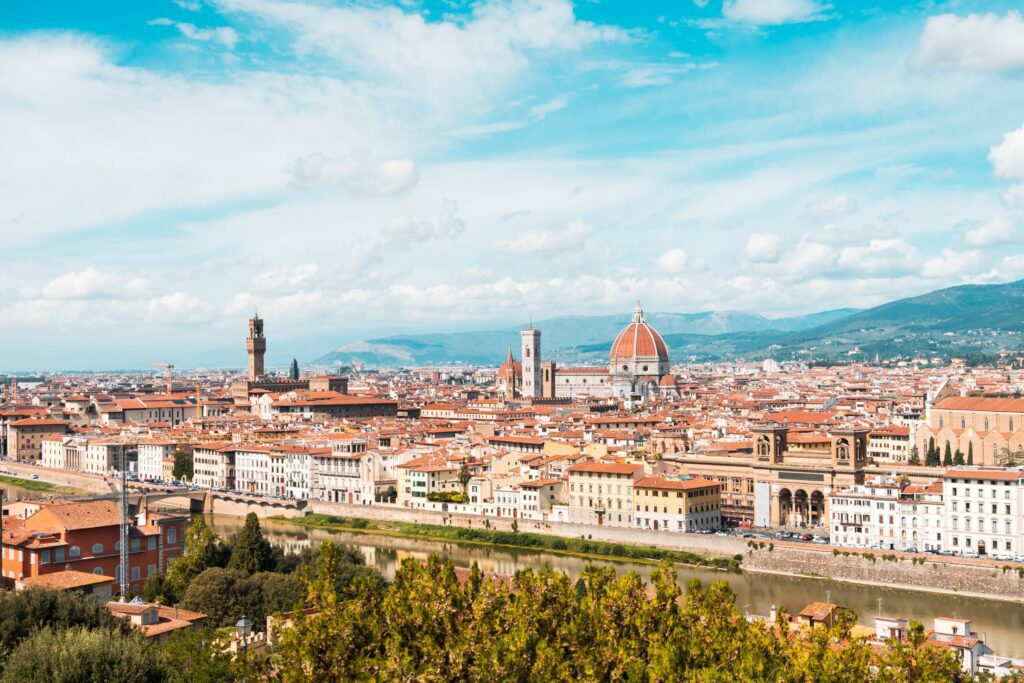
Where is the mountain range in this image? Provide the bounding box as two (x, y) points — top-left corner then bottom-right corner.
(312, 280), (1024, 368)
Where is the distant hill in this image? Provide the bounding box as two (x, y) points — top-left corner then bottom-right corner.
(312, 280), (1024, 367)
(311, 307), (859, 368)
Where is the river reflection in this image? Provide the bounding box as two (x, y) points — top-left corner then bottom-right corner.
(208, 514), (1024, 658)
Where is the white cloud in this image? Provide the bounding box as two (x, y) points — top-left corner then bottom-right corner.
(148, 18), (239, 49)
(382, 200), (466, 245)
(837, 238), (917, 276)
(804, 194), (858, 217)
(496, 219), (592, 254)
(721, 0), (830, 26)
(287, 151), (419, 195)
(174, 0), (203, 10)
(529, 94), (570, 119)
(990, 124), (1024, 181)
(745, 232), (783, 262)
(41, 268), (148, 300)
(146, 292), (214, 323)
(922, 248), (982, 278)
(965, 217), (1016, 246)
(251, 263), (320, 292)
(913, 11), (1024, 73)
(657, 249), (695, 273)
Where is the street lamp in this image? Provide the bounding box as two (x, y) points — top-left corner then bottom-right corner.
(235, 615), (252, 682)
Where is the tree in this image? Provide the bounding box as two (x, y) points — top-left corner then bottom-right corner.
(171, 449), (193, 481)
(1, 626), (163, 683)
(458, 460), (472, 494)
(943, 442), (953, 467)
(927, 436), (937, 467)
(0, 588), (127, 657)
(181, 567), (263, 629)
(228, 512), (274, 575)
(157, 627), (236, 683)
(908, 445), (920, 466)
(164, 516), (227, 602)
(967, 442), (974, 466)
(141, 572), (170, 604)
(953, 449), (964, 466)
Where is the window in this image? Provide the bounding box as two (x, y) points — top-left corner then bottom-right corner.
(93, 567), (103, 575)
(54, 548), (64, 563)
(131, 566), (140, 581)
(69, 546), (80, 557)
(148, 537), (157, 551)
(40, 549), (50, 564)
(130, 538), (140, 553)
(91, 543), (104, 554)
(168, 527), (177, 544)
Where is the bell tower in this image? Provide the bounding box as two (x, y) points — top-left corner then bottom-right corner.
(246, 313), (266, 381)
(520, 326), (542, 399)
(753, 424), (788, 464)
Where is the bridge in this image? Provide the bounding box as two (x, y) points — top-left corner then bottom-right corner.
(96, 485), (308, 515)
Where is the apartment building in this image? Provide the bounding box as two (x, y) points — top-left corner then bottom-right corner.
(137, 441), (179, 481)
(235, 446), (272, 496)
(633, 476), (722, 532)
(193, 444), (236, 490)
(944, 470), (1023, 559)
(84, 440), (130, 475)
(397, 456), (464, 508)
(566, 462), (645, 527)
(8, 418), (68, 462)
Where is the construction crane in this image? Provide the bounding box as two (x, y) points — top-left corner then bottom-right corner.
(146, 362), (174, 394)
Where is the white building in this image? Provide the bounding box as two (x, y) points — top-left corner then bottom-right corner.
(40, 436), (85, 471)
(234, 446), (272, 496)
(193, 444), (236, 490)
(830, 478), (936, 551)
(137, 441), (177, 481)
(944, 469), (1023, 560)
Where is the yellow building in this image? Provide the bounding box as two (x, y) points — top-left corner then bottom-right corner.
(566, 462), (644, 527)
(634, 476), (721, 532)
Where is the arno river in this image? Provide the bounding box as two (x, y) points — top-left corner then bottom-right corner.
(209, 514), (1024, 657)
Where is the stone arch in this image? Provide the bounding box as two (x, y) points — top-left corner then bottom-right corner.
(809, 490), (825, 526)
(793, 489), (809, 526)
(778, 488), (793, 526)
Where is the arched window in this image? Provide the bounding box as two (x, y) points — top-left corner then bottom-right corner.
(93, 567), (103, 575)
(1011, 418), (1016, 432)
(961, 417), (966, 429)
(939, 417), (944, 428)
(985, 418), (990, 431)
(91, 543), (103, 554)
(69, 546), (80, 557)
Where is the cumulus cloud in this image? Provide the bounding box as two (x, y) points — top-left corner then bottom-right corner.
(382, 200), (466, 246)
(965, 218), (1016, 246)
(804, 194), (858, 217)
(148, 18), (239, 49)
(146, 292), (213, 323)
(990, 124), (1024, 181)
(496, 219), (592, 255)
(913, 11), (1024, 73)
(745, 232), (783, 263)
(41, 268), (148, 300)
(287, 150), (420, 195)
(721, 0), (831, 26)
(657, 248), (700, 273)
(837, 238), (917, 276)
(922, 248), (982, 278)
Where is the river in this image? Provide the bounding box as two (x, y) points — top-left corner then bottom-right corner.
(208, 514), (1024, 658)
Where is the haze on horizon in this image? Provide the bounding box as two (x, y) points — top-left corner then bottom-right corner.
(3, 0), (1024, 368)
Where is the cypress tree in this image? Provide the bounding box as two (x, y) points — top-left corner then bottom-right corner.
(927, 437), (937, 466)
(967, 442), (974, 466)
(953, 450), (964, 466)
(228, 512), (273, 575)
(943, 442), (953, 467)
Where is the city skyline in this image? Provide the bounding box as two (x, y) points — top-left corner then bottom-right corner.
(3, 0), (1024, 366)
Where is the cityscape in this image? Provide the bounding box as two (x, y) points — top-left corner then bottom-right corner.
(4, 0), (1024, 681)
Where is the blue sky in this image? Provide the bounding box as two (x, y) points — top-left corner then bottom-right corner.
(2, 0), (1024, 369)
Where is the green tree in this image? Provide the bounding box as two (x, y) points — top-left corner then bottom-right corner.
(252, 571), (305, 621)
(458, 460), (472, 494)
(171, 449), (193, 481)
(967, 442), (974, 466)
(163, 516), (226, 602)
(1, 626), (162, 683)
(141, 572), (170, 604)
(0, 588), (126, 657)
(157, 627), (236, 683)
(228, 512), (274, 575)
(180, 567), (263, 629)
(943, 442), (953, 467)
(953, 449), (964, 466)
(927, 436), (937, 466)
(908, 445), (920, 466)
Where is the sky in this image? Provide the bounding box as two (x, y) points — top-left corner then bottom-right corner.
(3, 0), (1024, 369)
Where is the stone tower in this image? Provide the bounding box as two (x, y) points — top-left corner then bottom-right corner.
(503, 347), (517, 402)
(246, 313), (266, 381)
(520, 327), (542, 399)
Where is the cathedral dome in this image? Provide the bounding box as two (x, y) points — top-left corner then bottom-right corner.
(609, 302), (669, 369)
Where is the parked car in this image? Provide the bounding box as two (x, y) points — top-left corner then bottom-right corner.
(904, 546), (918, 554)
(962, 551), (979, 559)
(29, 474), (38, 480)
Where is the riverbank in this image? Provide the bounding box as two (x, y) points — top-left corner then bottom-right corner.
(0, 472), (88, 496)
(271, 513), (742, 570)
